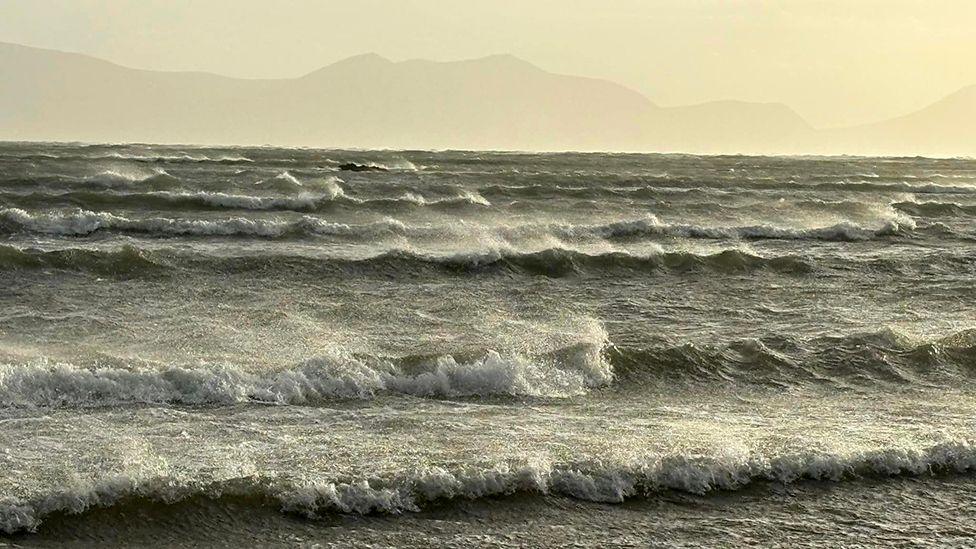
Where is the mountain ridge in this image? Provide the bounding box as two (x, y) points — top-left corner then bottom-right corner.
(0, 42), (971, 155)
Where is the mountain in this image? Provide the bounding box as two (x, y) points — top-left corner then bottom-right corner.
(643, 100), (814, 154)
(0, 43), (656, 150)
(0, 42), (970, 155)
(286, 53), (659, 151)
(0, 42), (814, 152)
(825, 85), (976, 157)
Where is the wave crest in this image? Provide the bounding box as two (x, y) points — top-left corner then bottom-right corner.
(0, 208), (918, 243)
(583, 214), (916, 242)
(893, 200), (976, 218)
(4, 327), (974, 411)
(4, 439), (976, 533)
(609, 327), (976, 388)
(0, 245), (164, 276)
(252, 171), (345, 196)
(0, 244), (813, 278)
(81, 169), (182, 190)
(0, 338), (612, 408)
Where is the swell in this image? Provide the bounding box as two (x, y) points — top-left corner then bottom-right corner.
(0, 245), (815, 278)
(0, 152), (254, 164)
(479, 178), (976, 199)
(4, 439), (976, 533)
(374, 247), (816, 277)
(0, 208), (922, 242)
(0, 245), (163, 277)
(7, 241), (974, 280)
(893, 200), (976, 218)
(608, 328), (976, 389)
(0, 170), (185, 191)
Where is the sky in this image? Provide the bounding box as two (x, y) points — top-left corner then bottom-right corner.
(1, 0), (973, 128)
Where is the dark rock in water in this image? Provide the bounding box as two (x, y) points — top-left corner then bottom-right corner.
(338, 162), (386, 172)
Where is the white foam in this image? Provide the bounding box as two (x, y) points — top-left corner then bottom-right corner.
(81, 168), (179, 189)
(98, 152), (253, 163)
(372, 190), (490, 207)
(263, 438), (976, 512)
(572, 211), (916, 241)
(158, 190), (331, 210)
(0, 338), (611, 408)
(253, 172), (346, 197)
(0, 205), (920, 243)
(4, 439), (976, 533)
(0, 208), (403, 238)
(371, 159), (419, 171)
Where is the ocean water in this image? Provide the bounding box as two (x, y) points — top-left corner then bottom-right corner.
(1, 142), (975, 547)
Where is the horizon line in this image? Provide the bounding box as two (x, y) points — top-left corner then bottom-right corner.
(1, 138), (971, 162)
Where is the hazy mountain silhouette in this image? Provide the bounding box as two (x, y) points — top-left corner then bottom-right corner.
(823, 85), (976, 157)
(0, 42), (971, 155)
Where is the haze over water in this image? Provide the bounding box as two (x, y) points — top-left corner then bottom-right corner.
(2, 143), (976, 546)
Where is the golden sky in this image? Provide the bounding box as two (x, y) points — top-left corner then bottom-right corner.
(1, 0), (973, 128)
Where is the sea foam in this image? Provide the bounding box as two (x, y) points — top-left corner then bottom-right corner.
(4, 439), (976, 533)
(0, 338), (612, 408)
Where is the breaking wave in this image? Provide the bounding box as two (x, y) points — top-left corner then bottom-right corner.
(4, 439), (976, 533)
(0, 338), (612, 409)
(0, 208), (406, 238)
(0, 208), (918, 242)
(97, 153), (254, 164)
(81, 169), (183, 190)
(369, 189), (490, 207)
(363, 158), (419, 172)
(251, 171), (344, 195)
(0, 185), (490, 212)
(564, 214), (916, 242)
(3, 327), (974, 411)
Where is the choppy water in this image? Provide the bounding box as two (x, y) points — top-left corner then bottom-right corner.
(1, 142), (976, 547)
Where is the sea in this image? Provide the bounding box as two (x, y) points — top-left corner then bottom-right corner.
(1, 142), (975, 547)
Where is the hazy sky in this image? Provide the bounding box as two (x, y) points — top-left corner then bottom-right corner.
(1, 0), (973, 128)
